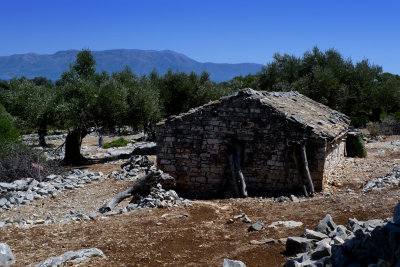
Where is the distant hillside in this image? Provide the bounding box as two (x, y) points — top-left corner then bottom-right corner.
(0, 49), (264, 82)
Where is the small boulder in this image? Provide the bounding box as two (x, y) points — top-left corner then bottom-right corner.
(347, 218), (362, 232)
(223, 259), (246, 267)
(248, 220), (264, 232)
(0, 243), (15, 266)
(0, 199), (7, 207)
(314, 214), (337, 235)
(289, 195), (300, 203)
(310, 239), (331, 259)
(332, 236), (344, 245)
(285, 237), (314, 254)
(242, 215), (251, 223)
(303, 229), (328, 240)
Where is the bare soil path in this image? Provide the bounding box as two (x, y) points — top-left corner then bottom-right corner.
(1, 135), (399, 266)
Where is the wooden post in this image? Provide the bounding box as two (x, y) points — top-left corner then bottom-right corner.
(229, 154), (240, 197)
(292, 148), (308, 196)
(300, 143), (315, 196)
(234, 148), (247, 197)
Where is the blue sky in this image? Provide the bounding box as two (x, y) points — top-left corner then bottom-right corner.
(1, 0), (399, 74)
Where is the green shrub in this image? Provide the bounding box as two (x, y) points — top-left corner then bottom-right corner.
(0, 119), (19, 144)
(102, 137), (130, 149)
(346, 134), (367, 158)
(395, 111), (400, 120)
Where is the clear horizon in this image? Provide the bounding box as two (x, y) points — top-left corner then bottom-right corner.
(1, 0), (399, 74)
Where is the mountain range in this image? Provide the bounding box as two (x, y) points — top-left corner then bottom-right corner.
(0, 49), (264, 82)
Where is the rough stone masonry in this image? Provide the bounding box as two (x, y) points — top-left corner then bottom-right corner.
(156, 89), (349, 197)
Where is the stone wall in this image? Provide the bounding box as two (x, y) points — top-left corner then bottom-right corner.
(156, 95), (337, 196)
(323, 140), (346, 186)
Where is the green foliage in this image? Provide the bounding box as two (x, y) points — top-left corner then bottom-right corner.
(257, 46), (400, 119)
(346, 135), (367, 158)
(395, 111), (400, 120)
(102, 137), (130, 149)
(3, 77), (56, 137)
(159, 69), (220, 117)
(73, 49), (96, 78)
(0, 119), (19, 144)
(350, 115), (369, 128)
(57, 49), (99, 131)
(94, 71), (128, 130)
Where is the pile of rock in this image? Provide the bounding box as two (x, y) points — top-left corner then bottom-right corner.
(363, 166), (400, 192)
(109, 155), (154, 181)
(33, 248), (105, 267)
(131, 142), (156, 155)
(0, 169), (103, 212)
(275, 194), (301, 203)
(285, 204), (400, 266)
(125, 182), (191, 211)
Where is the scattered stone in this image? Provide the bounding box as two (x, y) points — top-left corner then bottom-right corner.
(278, 238), (287, 244)
(275, 196), (289, 203)
(268, 221), (303, 228)
(109, 155), (154, 181)
(314, 214), (337, 235)
(363, 167), (400, 192)
(289, 194), (300, 202)
(0, 183), (16, 191)
(223, 258), (246, 267)
(233, 214), (245, 220)
(332, 236), (344, 245)
(285, 237), (314, 254)
(156, 222), (163, 226)
(131, 142), (156, 155)
(34, 219), (45, 225)
(0, 243), (15, 266)
(310, 239), (331, 259)
(89, 213), (98, 220)
(248, 220), (264, 232)
(303, 229), (328, 240)
(33, 248), (105, 267)
(242, 215), (251, 223)
(249, 238), (274, 245)
(0, 169), (104, 212)
(0, 198), (7, 207)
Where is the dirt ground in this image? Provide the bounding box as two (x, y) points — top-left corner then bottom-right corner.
(1, 135), (400, 266)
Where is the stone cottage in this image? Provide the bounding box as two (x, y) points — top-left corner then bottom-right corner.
(156, 89), (349, 197)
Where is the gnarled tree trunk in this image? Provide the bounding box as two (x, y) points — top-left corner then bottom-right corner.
(63, 128), (87, 165)
(38, 126), (47, 147)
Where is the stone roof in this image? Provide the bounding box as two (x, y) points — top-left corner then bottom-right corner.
(251, 89), (350, 140)
(159, 88), (350, 141)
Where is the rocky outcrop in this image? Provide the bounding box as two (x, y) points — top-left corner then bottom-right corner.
(109, 155), (154, 181)
(33, 248), (105, 267)
(363, 166), (400, 192)
(285, 204), (400, 266)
